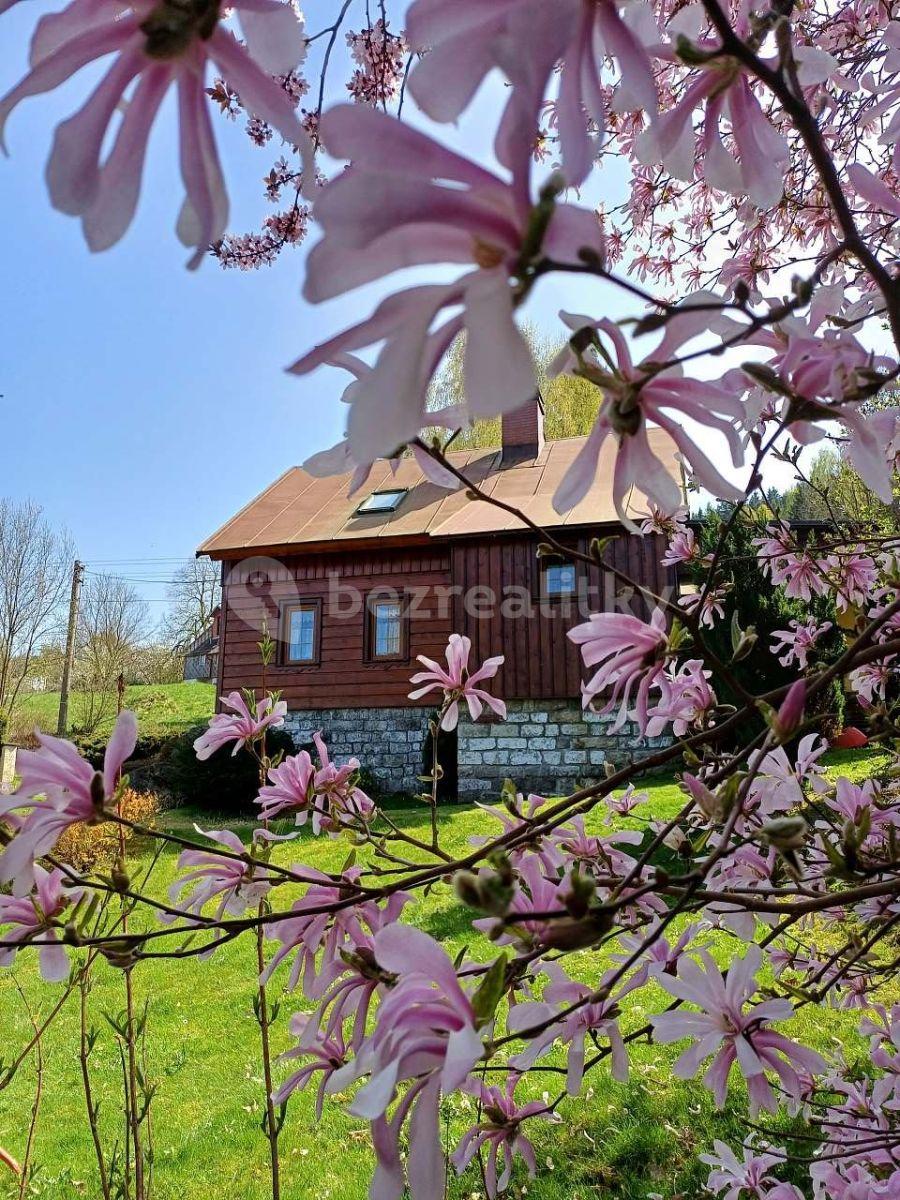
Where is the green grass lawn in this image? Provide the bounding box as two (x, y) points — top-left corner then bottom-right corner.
(10, 682), (215, 741)
(0, 747), (892, 1200)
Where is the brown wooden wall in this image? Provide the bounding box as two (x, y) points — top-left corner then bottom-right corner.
(219, 545), (453, 708)
(216, 532), (674, 709)
(451, 532), (675, 702)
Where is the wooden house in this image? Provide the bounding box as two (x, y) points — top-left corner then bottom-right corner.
(198, 399), (682, 796)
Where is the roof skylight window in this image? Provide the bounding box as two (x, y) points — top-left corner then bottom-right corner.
(356, 488), (408, 514)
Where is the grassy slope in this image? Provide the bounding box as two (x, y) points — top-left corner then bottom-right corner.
(10, 682), (216, 741)
(0, 747), (891, 1200)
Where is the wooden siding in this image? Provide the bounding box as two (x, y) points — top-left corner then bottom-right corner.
(215, 532), (674, 710)
(451, 532), (674, 701)
(219, 546), (453, 708)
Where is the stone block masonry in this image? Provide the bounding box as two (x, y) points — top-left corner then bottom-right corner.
(283, 701), (670, 801)
(283, 707), (428, 795)
(456, 700), (669, 797)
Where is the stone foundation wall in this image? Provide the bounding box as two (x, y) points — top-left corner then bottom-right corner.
(456, 700), (668, 796)
(284, 701), (669, 800)
(283, 707), (427, 795)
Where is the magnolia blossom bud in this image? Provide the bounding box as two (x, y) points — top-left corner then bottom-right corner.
(761, 816), (808, 851)
(111, 857), (131, 894)
(89, 771), (107, 819)
(540, 909), (613, 951)
(761, 815), (809, 877)
(454, 871), (483, 909)
(773, 681), (806, 742)
(683, 773), (727, 822)
(561, 869), (596, 919)
(453, 865), (514, 917)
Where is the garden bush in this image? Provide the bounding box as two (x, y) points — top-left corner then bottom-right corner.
(151, 723), (296, 814)
(54, 787), (160, 871)
(75, 731), (172, 770)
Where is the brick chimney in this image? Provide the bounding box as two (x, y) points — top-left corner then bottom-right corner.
(501, 393), (545, 464)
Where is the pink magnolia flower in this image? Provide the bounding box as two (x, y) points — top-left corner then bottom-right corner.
(862, 1004), (900, 1081)
(300, 352), (464, 495)
(770, 618), (832, 669)
(646, 658), (716, 736)
(451, 1076), (553, 1197)
(409, 634), (506, 731)
(754, 524), (793, 577)
(849, 658), (896, 707)
(748, 735), (828, 819)
(0, 865), (82, 982)
(468, 793), (559, 873)
(0, 710), (136, 895)
(262, 874), (410, 1034)
(831, 549), (879, 612)
(271, 1012), (350, 1116)
(193, 691), (286, 760)
(509, 962), (646, 1091)
(350, 925), (485, 1200)
(769, 551), (831, 603)
(701, 1139), (798, 1200)
(607, 783), (647, 820)
(568, 608), (669, 731)
(0, 0), (314, 266)
(639, 504), (690, 536)
(634, 11), (791, 208)
(615, 920), (704, 980)
(870, 585), (900, 643)
(256, 732), (375, 834)
(472, 854), (568, 949)
(724, 313), (899, 501)
(678, 585), (727, 629)
(551, 816), (644, 876)
(550, 301), (746, 523)
(651, 945), (826, 1116)
(166, 827), (274, 929)
(702, 845), (779, 939)
(825, 778), (899, 849)
(661, 525), (702, 567)
(405, 0), (658, 188)
(549, 822), (666, 926)
(811, 1162), (900, 1200)
(289, 104), (605, 460)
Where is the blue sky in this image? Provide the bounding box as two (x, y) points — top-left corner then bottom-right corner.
(0, 8), (650, 617)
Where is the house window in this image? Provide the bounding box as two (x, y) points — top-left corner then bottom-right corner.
(281, 600), (321, 665)
(356, 489), (408, 514)
(543, 562), (577, 598)
(366, 594), (408, 661)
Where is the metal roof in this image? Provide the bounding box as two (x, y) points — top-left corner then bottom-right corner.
(198, 429), (684, 557)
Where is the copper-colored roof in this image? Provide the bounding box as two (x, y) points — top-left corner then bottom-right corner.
(198, 429), (683, 557)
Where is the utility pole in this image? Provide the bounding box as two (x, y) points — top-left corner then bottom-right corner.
(57, 559), (84, 736)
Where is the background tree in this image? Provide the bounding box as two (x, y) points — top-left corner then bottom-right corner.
(776, 394), (900, 530)
(163, 560), (221, 650)
(19, 641), (66, 694)
(131, 641), (183, 686)
(780, 444), (900, 530)
(425, 326), (601, 448)
(0, 498), (72, 721)
(73, 574), (150, 734)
